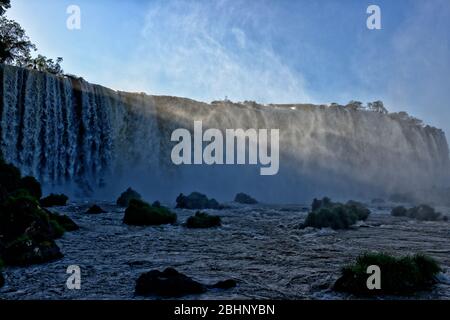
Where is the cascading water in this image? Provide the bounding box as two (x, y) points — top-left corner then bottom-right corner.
(1, 64), (449, 202)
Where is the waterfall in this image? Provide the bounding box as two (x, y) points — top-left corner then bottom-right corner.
(1, 64), (449, 202)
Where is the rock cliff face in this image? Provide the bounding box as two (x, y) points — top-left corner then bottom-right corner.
(1, 64), (449, 202)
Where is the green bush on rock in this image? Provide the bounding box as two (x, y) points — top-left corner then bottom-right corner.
(406, 205), (444, 221)
(176, 192), (222, 210)
(0, 156), (77, 267)
(311, 197), (332, 211)
(334, 252), (441, 295)
(2, 235), (63, 266)
(186, 212), (221, 228)
(40, 193), (69, 207)
(300, 198), (370, 230)
(47, 211), (79, 232)
(391, 205), (445, 221)
(116, 188), (142, 207)
(0, 194), (77, 266)
(123, 199), (177, 226)
(1, 194), (55, 242)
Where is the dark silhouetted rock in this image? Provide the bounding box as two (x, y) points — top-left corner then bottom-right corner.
(47, 211), (79, 232)
(0, 271), (4, 288)
(234, 193), (258, 204)
(0, 157), (21, 193)
(176, 192), (221, 210)
(2, 235), (63, 266)
(1, 195), (57, 242)
(86, 205), (107, 214)
(311, 197), (332, 211)
(211, 279), (237, 289)
(135, 268), (206, 297)
(19, 176), (42, 199)
(186, 212), (221, 228)
(334, 253), (441, 295)
(40, 194), (68, 207)
(124, 199), (177, 226)
(152, 201), (161, 208)
(116, 188), (142, 207)
(407, 204), (443, 221)
(391, 206), (408, 217)
(0, 158), (76, 267)
(0, 195), (75, 266)
(392, 204), (444, 221)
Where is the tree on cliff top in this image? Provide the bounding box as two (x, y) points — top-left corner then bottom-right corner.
(27, 54), (64, 75)
(0, 17), (36, 65)
(0, 0), (10, 16)
(0, 1), (64, 75)
(368, 100), (388, 114)
(345, 101), (364, 111)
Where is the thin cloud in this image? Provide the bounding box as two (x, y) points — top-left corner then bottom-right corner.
(116, 0), (314, 104)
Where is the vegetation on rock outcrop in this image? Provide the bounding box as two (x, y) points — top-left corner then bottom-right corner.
(391, 205), (447, 221)
(116, 188), (142, 207)
(334, 252), (441, 295)
(300, 197), (370, 230)
(186, 212), (221, 229)
(176, 192), (222, 210)
(0, 155), (77, 268)
(123, 199), (176, 226)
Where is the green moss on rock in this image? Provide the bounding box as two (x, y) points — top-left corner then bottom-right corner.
(0, 194), (51, 242)
(334, 252), (441, 295)
(176, 192), (221, 210)
(0, 158), (77, 267)
(123, 199), (177, 226)
(407, 205), (443, 221)
(301, 198), (370, 230)
(116, 188), (142, 207)
(2, 235), (63, 266)
(391, 204), (445, 221)
(186, 212), (221, 228)
(47, 211), (79, 232)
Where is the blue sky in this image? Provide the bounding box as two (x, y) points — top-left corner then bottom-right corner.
(7, 0), (450, 136)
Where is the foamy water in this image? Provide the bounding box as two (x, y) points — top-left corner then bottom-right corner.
(1, 202), (449, 300)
